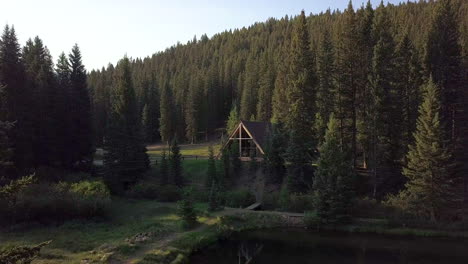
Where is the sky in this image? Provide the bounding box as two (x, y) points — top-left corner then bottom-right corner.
(1, 0), (405, 71)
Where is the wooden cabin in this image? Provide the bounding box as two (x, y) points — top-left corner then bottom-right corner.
(218, 120), (271, 161)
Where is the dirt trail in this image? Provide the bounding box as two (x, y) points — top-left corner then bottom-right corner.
(123, 208), (250, 264)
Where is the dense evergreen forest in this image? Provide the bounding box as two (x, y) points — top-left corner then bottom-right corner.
(0, 0), (467, 224)
(89, 0), (468, 196)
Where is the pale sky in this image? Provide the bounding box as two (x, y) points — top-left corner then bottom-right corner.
(1, 0), (405, 71)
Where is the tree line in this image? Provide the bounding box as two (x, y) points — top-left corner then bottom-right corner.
(0, 26), (93, 181)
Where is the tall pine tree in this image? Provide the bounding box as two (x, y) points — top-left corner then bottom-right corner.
(103, 57), (149, 193)
(398, 79), (460, 222)
(68, 44), (93, 168)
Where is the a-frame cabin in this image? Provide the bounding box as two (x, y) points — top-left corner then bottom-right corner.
(218, 120), (271, 161)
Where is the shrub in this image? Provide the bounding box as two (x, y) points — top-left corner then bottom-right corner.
(177, 188), (197, 229)
(126, 181), (160, 200)
(0, 179), (111, 225)
(158, 185), (181, 202)
(224, 189), (255, 208)
(262, 192), (279, 210)
(304, 211), (321, 229)
(287, 193), (314, 213)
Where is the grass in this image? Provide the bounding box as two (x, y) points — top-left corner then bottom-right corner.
(147, 143), (221, 159)
(0, 199), (183, 263)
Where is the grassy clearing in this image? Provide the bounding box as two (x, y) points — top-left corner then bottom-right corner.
(0, 199), (187, 263)
(147, 142), (221, 159)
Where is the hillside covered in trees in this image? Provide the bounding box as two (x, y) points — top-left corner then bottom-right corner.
(0, 0), (467, 224)
(89, 0), (468, 198)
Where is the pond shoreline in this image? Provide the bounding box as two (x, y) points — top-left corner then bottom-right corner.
(137, 210), (468, 263)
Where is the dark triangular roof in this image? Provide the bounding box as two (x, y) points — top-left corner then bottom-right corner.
(240, 120), (271, 150)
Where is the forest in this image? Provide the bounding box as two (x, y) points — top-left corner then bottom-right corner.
(0, 0), (467, 262)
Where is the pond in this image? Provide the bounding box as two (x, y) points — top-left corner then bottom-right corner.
(190, 228), (468, 264)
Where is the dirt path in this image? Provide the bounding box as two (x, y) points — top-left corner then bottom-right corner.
(123, 208), (250, 264)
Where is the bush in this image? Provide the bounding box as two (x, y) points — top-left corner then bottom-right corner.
(0, 179), (111, 225)
(224, 189), (255, 208)
(126, 181), (160, 200)
(177, 188), (197, 229)
(158, 185), (181, 202)
(304, 211), (321, 229)
(287, 193), (314, 213)
(262, 192), (279, 210)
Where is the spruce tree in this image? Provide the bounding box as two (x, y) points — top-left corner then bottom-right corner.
(256, 53), (275, 122)
(315, 28), (336, 144)
(313, 114), (355, 224)
(142, 81), (160, 143)
(103, 57), (149, 194)
(263, 124), (286, 185)
(399, 79), (459, 222)
(169, 138), (183, 187)
(0, 85), (14, 179)
(0, 25), (32, 172)
(205, 145), (217, 188)
(240, 56), (259, 120)
(284, 10), (316, 191)
(159, 82), (174, 145)
(185, 81), (198, 144)
(395, 33), (423, 154)
(23, 37), (60, 168)
(226, 104), (239, 134)
(160, 149), (168, 185)
(369, 2), (402, 197)
(68, 44), (93, 168)
(424, 0), (463, 142)
(271, 59), (289, 124)
(286, 10), (316, 146)
(55, 52), (71, 167)
(335, 1), (364, 166)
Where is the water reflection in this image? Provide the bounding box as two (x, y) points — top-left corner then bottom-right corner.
(238, 242), (264, 264)
(190, 228), (468, 264)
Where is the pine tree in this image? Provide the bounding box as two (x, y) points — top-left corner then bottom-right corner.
(185, 81), (198, 144)
(68, 44), (93, 168)
(313, 114), (355, 224)
(103, 57), (149, 194)
(271, 59), (289, 124)
(399, 79), (459, 222)
(263, 124), (286, 185)
(142, 81), (160, 143)
(240, 56), (259, 120)
(226, 104), (240, 134)
(23, 37), (60, 168)
(55, 52), (71, 167)
(160, 149), (168, 185)
(256, 53), (275, 122)
(0, 85), (14, 179)
(205, 145), (217, 188)
(424, 0), (463, 142)
(335, 1), (364, 166)
(220, 148), (230, 187)
(159, 81), (175, 145)
(169, 138), (183, 187)
(0, 25), (33, 172)
(286, 10), (316, 146)
(395, 33), (424, 154)
(284, 10), (316, 190)
(369, 2), (402, 197)
(315, 28), (336, 144)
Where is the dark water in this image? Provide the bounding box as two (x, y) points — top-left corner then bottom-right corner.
(190, 228), (468, 264)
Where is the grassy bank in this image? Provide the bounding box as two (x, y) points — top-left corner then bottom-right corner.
(0, 199), (207, 263)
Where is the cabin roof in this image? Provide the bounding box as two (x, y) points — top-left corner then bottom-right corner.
(239, 120), (270, 149)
